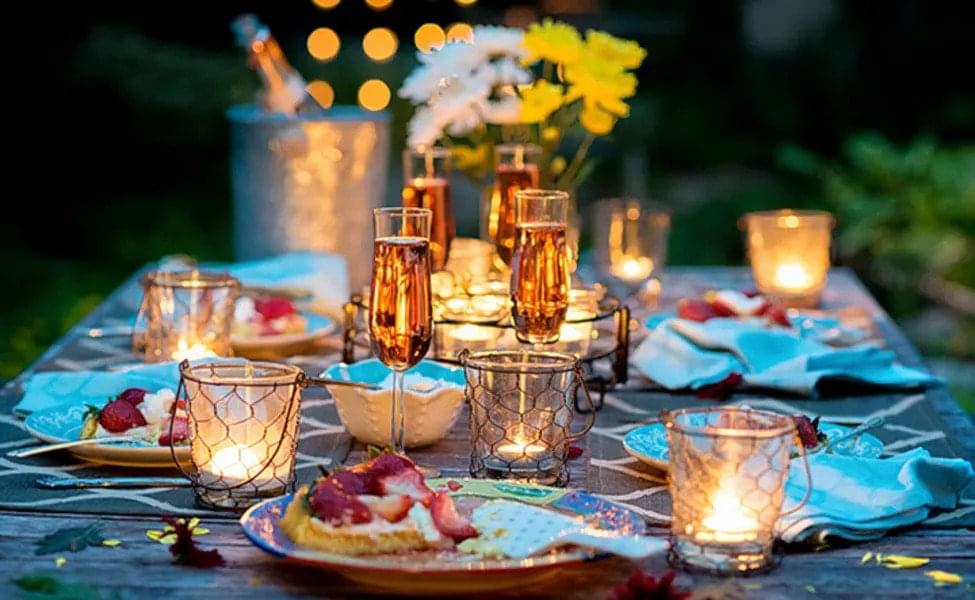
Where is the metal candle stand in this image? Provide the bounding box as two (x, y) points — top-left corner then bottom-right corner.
(341, 291), (630, 413)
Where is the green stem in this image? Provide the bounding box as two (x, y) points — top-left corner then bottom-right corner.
(557, 133), (595, 191)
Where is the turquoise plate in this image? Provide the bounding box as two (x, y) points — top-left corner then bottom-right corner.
(623, 419), (884, 470)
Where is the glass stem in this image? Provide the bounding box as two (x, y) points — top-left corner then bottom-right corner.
(391, 368), (406, 454)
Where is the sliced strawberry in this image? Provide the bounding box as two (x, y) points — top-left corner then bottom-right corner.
(378, 467), (433, 502)
(98, 399), (147, 433)
(676, 298), (720, 322)
(765, 304), (792, 328)
(429, 492), (477, 542)
(254, 296), (296, 321)
(158, 416), (188, 446)
(446, 480), (463, 492)
(117, 387), (148, 406)
(329, 470), (373, 495)
(367, 453), (415, 477)
(361, 494), (413, 523)
(309, 479), (372, 525)
(707, 299), (738, 317)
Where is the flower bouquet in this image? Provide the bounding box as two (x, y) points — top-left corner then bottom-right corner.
(398, 19), (647, 193)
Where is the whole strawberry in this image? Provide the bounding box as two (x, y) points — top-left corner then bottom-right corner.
(792, 415), (827, 449)
(117, 387), (148, 406)
(254, 296), (295, 321)
(99, 398), (147, 433)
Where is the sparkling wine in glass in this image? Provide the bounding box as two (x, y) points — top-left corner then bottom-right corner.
(491, 144), (540, 265)
(369, 207), (433, 454)
(510, 190), (571, 345)
(402, 147), (454, 272)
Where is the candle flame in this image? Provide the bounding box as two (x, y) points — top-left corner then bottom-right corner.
(696, 484), (759, 544)
(610, 256), (655, 281)
(172, 339), (216, 361)
(209, 445), (264, 481)
(773, 262), (814, 291)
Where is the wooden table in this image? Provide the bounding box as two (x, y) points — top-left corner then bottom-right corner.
(2, 267), (973, 599)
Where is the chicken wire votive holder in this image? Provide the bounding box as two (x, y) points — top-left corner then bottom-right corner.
(666, 407), (812, 575)
(461, 350), (595, 486)
(173, 359), (303, 510)
(136, 271), (241, 362)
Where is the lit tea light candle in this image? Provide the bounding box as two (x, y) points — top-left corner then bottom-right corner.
(449, 323), (497, 343)
(171, 339), (217, 361)
(470, 294), (508, 319)
(496, 434), (548, 464)
(696, 485), (759, 544)
(609, 255), (655, 282)
(206, 444), (272, 486)
(774, 262), (814, 292)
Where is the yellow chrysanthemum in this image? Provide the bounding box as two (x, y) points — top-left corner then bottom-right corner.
(585, 30), (647, 70)
(522, 19), (584, 66)
(550, 156), (567, 174)
(580, 104), (615, 135)
(520, 80), (564, 123)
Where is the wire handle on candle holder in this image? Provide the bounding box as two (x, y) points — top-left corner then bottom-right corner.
(779, 426), (814, 517)
(567, 364), (596, 441)
(170, 359), (303, 509)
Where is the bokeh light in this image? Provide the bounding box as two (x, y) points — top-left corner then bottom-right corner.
(358, 79), (391, 111)
(445, 23), (474, 43)
(414, 23), (446, 53)
(365, 0), (393, 10)
(363, 27), (398, 62)
(312, 0), (341, 9)
(305, 80), (335, 109)
(307, 27), (341, 61)
(455, 0), (477, 5)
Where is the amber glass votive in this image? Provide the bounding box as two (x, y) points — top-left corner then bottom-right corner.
(740, 210), (835, 308)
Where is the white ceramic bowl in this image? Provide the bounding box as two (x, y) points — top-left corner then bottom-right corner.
(323, 359), (466, 448)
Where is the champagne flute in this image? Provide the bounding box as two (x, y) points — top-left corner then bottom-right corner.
(491, 144), (541, 266)
(509, 189), (571, 346)
(369, 207), (434, 454)
(402, 147), (454, 272)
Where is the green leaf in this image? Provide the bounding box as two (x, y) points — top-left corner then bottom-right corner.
(35, 523), (105, 556)
(14, 574), (112, 600)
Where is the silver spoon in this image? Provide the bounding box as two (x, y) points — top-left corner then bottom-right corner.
(820, 416), (885, 454)
(7, 436), (144, 459)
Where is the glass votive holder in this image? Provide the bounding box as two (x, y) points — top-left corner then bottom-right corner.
(592, 198), (671, 287)
(666, 407), (812, 575)
(461, 349), (595, 486)
(740, 210), (835, 308)
(174, 359), (303, 510)
(136, 270), (241, 362)
(550, 289), (600, 357)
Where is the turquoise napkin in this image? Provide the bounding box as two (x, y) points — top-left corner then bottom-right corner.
(226, 251), (349, 312)
(14, 362), (181, 415)
(777, 448), (975, 543)
(632, 317), (940, 396)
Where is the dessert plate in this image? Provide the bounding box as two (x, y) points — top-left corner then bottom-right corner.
(240, 478), (660, 595)
(23, 403), (190, 468)
(623, 418), (884, 470)
(231, 312), (336, 358)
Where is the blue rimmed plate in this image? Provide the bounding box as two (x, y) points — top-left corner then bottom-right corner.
(23, 403), (191, 468)
(232, 311), (336, 358)
(623, 419), (884, 470)
(240, 478), (659, 595)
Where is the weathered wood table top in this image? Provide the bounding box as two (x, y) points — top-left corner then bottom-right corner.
(1, 267), (973, 599)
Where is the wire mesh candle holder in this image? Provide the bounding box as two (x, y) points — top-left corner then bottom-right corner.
(172, 359), (304, 510)
(461, 349), (595, 487)
(136, 270), (241, 362)
(665, 407), (812, 575)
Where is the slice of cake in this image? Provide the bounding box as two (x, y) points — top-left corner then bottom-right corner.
(280, 454), (477, 555)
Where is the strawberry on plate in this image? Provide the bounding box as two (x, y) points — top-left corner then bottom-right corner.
(158, 416), (189, 446)
(793, 415), (828, 449)
(309, 479), (373, 526)
(429, 491), (477, 542)
(117, 387), (148, 406)
(98, 398), (147, 433)
(361, 494), (414, 523)
(379, 467), (434, 502)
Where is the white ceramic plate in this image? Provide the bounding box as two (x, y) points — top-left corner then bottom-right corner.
(623, 419), (884, 470)
(23, 403), (190, 468)
(232, 312), (335, 357)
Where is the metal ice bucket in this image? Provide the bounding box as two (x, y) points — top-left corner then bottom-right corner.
(228, 105), (391, 293)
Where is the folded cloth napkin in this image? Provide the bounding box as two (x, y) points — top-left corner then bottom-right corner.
(632, 317), (940, 396)
(14, 362), (181, 415)
(227, 252), (349, 313)
(777, 448), (975, 543)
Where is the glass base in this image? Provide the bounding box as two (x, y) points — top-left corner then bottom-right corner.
(194, 482), (288, 511)
(668, 536), (775, 575)
(472, 455), (567, 487)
